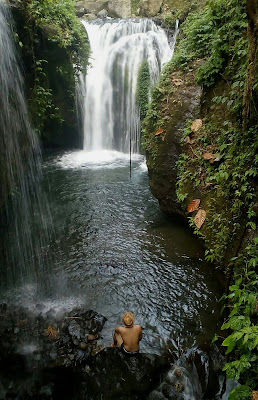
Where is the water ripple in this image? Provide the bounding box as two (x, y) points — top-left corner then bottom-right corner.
(6, 150), (225, 355)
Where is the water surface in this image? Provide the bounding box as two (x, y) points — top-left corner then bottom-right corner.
(38, 149), (224, 354)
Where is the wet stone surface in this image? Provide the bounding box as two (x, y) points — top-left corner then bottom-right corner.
(0, 303), (107, 399)
(81, 347), (170, 399)
(0, 304), (224, 399)
(0, 303), (107, 368)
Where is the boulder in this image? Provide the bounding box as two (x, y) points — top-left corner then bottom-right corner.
(108, 0), (131, 18)
(75, 1), (108, 16)
(139, 0), (163, 17)
(82, 13), (97, 20)
(97, 8), (108, 17)
(82, 347), (169, 399)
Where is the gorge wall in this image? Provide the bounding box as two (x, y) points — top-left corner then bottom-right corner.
(143, 1), (258, 395)
(144, 0), (258, 265)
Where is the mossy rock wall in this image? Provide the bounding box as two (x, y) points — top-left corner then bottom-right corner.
(144, 61), (202, 217)
(144, 0), (257, 266)
(11, 2), (87, 149)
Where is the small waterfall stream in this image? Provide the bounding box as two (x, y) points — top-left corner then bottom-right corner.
(80, 19), (178, 153)
(0, 0), (51, 286)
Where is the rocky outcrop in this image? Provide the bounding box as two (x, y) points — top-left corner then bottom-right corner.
(75, 0), (108, 17)
(81, 347), (169, 399)
(0, 304), (106, 399)
(139, 0), (163, 17)
(145, 61), (202, 217)
(0, 303), (225, 399)
(108, 0), (131, 18)
(75, 0), (131, 18)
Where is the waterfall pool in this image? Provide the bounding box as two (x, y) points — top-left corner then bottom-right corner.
(18, 149), (225, 355)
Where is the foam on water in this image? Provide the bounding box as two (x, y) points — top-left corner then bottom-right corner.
(54, 150), (145, 170)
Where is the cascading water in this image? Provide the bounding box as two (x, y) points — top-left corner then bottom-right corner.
(80, 19), (178, 153)
(0, 0), (51, 286)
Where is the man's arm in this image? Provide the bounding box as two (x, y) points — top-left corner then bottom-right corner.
(138, 326), (143, 341)
(115, 327), (121, 334)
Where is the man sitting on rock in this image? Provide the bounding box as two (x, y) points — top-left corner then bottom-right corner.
(112, 312), (142, 355)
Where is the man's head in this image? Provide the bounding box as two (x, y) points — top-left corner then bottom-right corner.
(122, 312), (135, 327)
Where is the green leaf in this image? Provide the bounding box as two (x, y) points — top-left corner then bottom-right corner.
(212, 333), (218, 343)
(228, 385), (252, 400)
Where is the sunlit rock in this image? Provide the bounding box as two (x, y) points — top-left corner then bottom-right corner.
(108, 0), (131, 18)
(75, 0), (108, 16)
(139, 0), (163, 17)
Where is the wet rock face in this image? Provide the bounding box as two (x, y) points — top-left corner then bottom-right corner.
(81, 347), (169, 399)
(0, 305), (106, 368)
(0, 304), (224, 399)
(0, 304), (106, 399)
(147, 347), (224, 400)
(146, 62), (202, 217)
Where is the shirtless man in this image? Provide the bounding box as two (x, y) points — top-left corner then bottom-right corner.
(113, 312), (142, 355)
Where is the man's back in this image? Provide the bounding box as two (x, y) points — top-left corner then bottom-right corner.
(115, 324), (142, 352)
(113, 312), (143, 353)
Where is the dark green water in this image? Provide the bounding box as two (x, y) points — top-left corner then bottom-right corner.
(40, 150), (225, 354)
(3, 149), (225, 355)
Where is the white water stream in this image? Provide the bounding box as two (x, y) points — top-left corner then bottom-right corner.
(80, 19), (178, 153)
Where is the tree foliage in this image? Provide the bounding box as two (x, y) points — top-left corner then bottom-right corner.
(13, 0), (90, 139)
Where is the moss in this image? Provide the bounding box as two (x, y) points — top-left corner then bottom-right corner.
(162, 0), (206, 22)
(136, 60), (150, 121)
(12, 0), (90, 147)
(131, 0), (140, 15)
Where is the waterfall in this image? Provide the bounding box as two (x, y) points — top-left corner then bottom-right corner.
(0, 1), (51, 286)
(80, 19), (178, 153)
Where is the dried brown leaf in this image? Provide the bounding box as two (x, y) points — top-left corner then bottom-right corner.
(194, 209), (206, 229)
(187, 199), (201, 213)
(203, 152), (215, 160)
(46, 326), (58, 339)
(253, 391), (258, 400)
(172, 78), (184, 86)
(157, 87), (166, 94)
(186, 136), (194, 144)
(191, 119), (203, 132)
(155, 128), (164, 136)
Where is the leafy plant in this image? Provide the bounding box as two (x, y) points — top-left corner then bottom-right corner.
(15, 0), (90, 136)
(137, 60), (150, 120)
